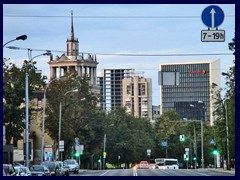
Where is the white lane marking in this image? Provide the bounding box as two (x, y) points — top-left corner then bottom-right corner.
(99, 170), (111, 176)
(159, 169), (175, 176)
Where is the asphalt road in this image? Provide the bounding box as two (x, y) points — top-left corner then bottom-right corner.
(70, 168), (235, 176)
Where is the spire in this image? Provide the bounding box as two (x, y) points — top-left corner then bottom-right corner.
(71, 10), (74, 41)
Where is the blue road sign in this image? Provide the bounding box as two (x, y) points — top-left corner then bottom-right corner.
(202, 5), (224, 28)
(161, 141), (168, 147)
(210, 138), (215, 145)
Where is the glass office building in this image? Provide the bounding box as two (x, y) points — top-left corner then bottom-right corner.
(159, 60), (220, 126)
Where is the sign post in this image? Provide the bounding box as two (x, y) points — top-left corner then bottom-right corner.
(201, 5), (225, 42)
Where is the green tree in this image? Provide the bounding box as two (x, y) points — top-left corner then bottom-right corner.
(105, 108), (155, 168)
(154, 110), (185, 160)
(3, 60), (46, 145)
(212, 34), (235, 167)
(44, 72), (105, 162)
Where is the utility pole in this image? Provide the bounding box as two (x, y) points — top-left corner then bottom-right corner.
(103, 134), (106, 169)
(194, 126), (197, 169)
(225, 102), (230, 170)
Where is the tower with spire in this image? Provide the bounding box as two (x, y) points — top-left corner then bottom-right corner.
(48, 11), (99, 88)
(66, 11), (79, 59)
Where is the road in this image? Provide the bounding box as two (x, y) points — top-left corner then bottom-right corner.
(70, 168), (235, 176)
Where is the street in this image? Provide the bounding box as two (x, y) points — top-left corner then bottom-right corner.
(70, 169), (235, 176)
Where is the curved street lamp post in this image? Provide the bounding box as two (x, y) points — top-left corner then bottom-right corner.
(58, 89), (85, 161)
(190, 102), (205, 169)
(3, 35), (27, 47)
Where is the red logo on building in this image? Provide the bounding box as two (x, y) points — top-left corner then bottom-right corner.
(189, 70), (206, 74)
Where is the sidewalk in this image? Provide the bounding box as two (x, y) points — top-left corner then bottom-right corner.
(206, 167), (235, 175)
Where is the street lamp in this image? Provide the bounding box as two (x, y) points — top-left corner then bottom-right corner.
(24, 51), (51, 168)
(190, 103), (205, 169)
(103, 123), (114, 169)
(41, 76), (65, 163)
(58, 89), (85, 161)
(3, 35), (27, 47)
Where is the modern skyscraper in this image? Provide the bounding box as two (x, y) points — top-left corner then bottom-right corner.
(159, 60), (220, 126)
(97, 69), (133, 111)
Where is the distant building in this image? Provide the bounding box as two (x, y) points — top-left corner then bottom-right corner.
(48, 11), (98, 91)
(122, 74), (152, 120)
(159, 60), (220, 126)
(97, 69), (133, 111)
(152, 105), (160, 121)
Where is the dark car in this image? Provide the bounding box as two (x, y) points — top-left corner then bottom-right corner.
(63, 159), (79, 174)
(29, 165), (50, 176)
(3, 164), (16, 176)
(41, 161), (61, 176)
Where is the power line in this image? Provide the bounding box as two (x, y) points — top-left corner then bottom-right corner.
(5, 46), (232, 57)
(3, 15), (235, 19)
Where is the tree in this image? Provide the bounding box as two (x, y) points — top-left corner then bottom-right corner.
(154, 110), (186, 159)
(44, 72), (104, 162)
(104, 108), (155, 167)
(3, 60), (46, 145)
(212, 34), (235, 167)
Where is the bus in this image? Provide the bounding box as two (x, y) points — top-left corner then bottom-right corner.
(155, 158), (179, 169)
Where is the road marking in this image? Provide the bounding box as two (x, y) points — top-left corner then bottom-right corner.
(99, 170), (111, 176)
(159, 169), (175, 176)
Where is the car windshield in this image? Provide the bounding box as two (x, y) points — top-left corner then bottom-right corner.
(42, 162), (55, 169)
(64, 160), (75, 164)
(30, 166), (44, 171)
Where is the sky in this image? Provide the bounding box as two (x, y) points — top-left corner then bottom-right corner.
(3, 4), (235, 106)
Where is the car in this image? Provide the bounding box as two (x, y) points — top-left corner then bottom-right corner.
(63, 159), (79, 174)
(21, 166), (32, 176)
(41, 161), (61, 176)
(138, 161), (149, 169)
(29, 165), (51, 176)
(148, 163), (158, 169)
(3, 164), (16, 176)
(3, 169), (6, 176)
(14, 166), (26, 176)
(56, 161), (69, 176)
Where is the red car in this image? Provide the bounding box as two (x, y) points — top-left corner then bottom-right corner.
(138, 161), (149, 169)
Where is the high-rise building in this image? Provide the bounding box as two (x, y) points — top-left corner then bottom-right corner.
(97, 69), (133, 111)
(159, 60), (220, 126)
(48, 11), (98, 88)
(122, 75), (152, 120)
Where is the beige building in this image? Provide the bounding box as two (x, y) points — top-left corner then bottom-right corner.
(122, 75), (152, 120)
(48, 11), (98, 90)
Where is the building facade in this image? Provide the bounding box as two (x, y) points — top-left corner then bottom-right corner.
(152, 105), (160, 121)
(48, 11), (98, 89)
(159, 60), (220, 126)
(122, 75), (152, 120)
(97, 69), (133, 111)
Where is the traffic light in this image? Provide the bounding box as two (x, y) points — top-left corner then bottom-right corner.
(212, 145), (219, 155)
(98, 159), (101, 163)
(74, 151), (80, 157)
(180, 135), (185, 142)
(193, 154), (197, 161)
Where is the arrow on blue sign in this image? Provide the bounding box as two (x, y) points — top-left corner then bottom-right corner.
(202, 5), (224, 28)
(161, 141), (168, 147)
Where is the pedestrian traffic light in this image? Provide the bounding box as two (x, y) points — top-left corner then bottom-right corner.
(74, 151), (80, 157)
(180, 135), (185, 142)
(212, 145), (219, 155)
